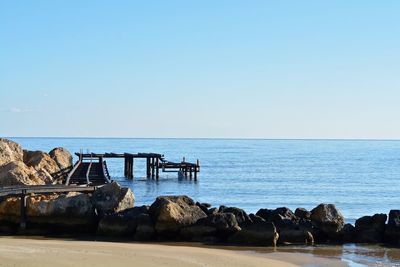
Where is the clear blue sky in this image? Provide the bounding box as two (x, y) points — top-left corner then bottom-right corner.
(1, 1), (399, 139)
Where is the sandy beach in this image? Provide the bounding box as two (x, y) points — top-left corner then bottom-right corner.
(0, 237), (348, 267)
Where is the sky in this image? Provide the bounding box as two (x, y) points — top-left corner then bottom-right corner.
(1, 1), (399, 139)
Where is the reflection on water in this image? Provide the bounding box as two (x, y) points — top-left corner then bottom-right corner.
(272, 244), (400, 267)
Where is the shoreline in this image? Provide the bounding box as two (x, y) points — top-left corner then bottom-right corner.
(0, 236), (349, 267)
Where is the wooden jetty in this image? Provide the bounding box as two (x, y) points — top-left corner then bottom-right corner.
(65, 154), (111, 185)
(74, 152), (200, 181)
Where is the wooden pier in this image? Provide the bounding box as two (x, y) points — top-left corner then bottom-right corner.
(74, 152), (200, 181)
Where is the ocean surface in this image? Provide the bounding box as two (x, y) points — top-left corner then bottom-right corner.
(9, 138), (400, 224)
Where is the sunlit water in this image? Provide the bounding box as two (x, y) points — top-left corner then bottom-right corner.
(9, 138), (400, 224)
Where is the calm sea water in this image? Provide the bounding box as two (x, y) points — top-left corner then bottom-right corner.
(9, 138), (400, 223)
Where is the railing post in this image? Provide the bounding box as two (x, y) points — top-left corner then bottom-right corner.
(20, 190), (27, 230)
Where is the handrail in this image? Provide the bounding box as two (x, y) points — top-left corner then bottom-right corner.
(102, 160), (111, 183)
(65, 160), (82, 185)
(86, 156), (93, 185)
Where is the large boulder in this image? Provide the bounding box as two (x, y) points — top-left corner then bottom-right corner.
(310, 204), (344, 239)
(355, 214), (387, 243)
(256, 207), (298, 228)
(23, 150), (60, 175)
(49, 147), (73, 170)
(219, 206), (252, 225)
(0, 138), (23, 167)
(229, 220), (278, 246)
(91, 182), (135, 217)
(0, 192), (97, 231)
(295, 208), (311, 220)
(98, 206), (151, 237)
(0, 161), (46, 186)
(181, 212), (240, 242)
(149, 196), (207, 237)
(278, 228), (314, 245)
(385, 210), (400, 245)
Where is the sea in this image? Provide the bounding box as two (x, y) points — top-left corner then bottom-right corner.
(6, 137), (400, 266)
(10, 137), (400, 223)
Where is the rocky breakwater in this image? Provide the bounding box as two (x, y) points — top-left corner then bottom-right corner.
(0, 138), (73, 186)
(0, 182), (135, 233)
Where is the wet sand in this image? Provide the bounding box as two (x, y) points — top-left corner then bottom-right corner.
(0, 237), (345, 267)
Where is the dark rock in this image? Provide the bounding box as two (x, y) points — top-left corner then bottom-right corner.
(206, 212), (241, 234)
(196, 202), (210, 214)
(207, 208), (219, 216)
(388, 210), (400, 226)
(256, 208), (274, 221)
(256, 207), (298, 229)
(385, 210), (400, 245)
(91, 182), (135, 217)
(310, 204), (344, 239)
(295, 208), (311, 220)
(221, 207), (251, 225)
(149, 195), (207, 237)
(229, 221), (278, 246)
(339, 223), (356, 243)
(249, 213), (265, 224)
(278, 228), (314, 245)
(180, 225), (218, 242)
(134, 213), (156, 241)
(97, 206), (149, 237)
(355, 214), (386, 243)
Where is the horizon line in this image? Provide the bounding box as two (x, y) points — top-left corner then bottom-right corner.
(3, 136), (400, 141)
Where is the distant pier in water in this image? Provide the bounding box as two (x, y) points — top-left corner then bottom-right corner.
(65, 152), (200, 185)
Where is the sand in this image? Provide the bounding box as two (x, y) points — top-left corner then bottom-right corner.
(0, 237), (346, 267)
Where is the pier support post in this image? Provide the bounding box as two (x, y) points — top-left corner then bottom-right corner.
(128, 157), (133, 179)
(146, 158), (151, 178)
(156, 157), (160, 180)
(20, 191), (27, 230)
(151, 157), (155, 179)
(124, 157), (128, 178)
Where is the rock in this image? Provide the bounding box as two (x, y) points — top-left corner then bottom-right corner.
(278, 229), (314, 245)
(23, 150), (60, 175)
(388, 210), (400, 226)
(205, 212), (241, 236)
(256, 208), (274, 221)
(249, 213), (266, 224)
(256, 207), (298, 228)
(196, 202), (210, 214)
(0, 138), (23, 167)
(0, 192), (97, 231)
(91, 182), (135, 217)
(182, 212), (240, 242)
(385, 210), (400, 245)
(0, 161), (46, 186)
(221, 207), (251, 225)
(310, 204), (344, 238)
(339, 223), (356, 243)
(49, 147), (73, 170)
(229, 221), (278, 246)
(207, 207), (219, 216)
(180, 225), (218, 242)
(295, 208), (311, 220)
(134, 213), (156, 241)
(149, 196), (207, 237)
(98, 206), (149, 237)
(355, 214), (387, 243)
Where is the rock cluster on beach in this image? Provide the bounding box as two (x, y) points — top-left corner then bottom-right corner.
(0, 138), (73, 186)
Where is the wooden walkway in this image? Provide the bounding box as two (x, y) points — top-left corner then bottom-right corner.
(75, 152), (200, 181)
